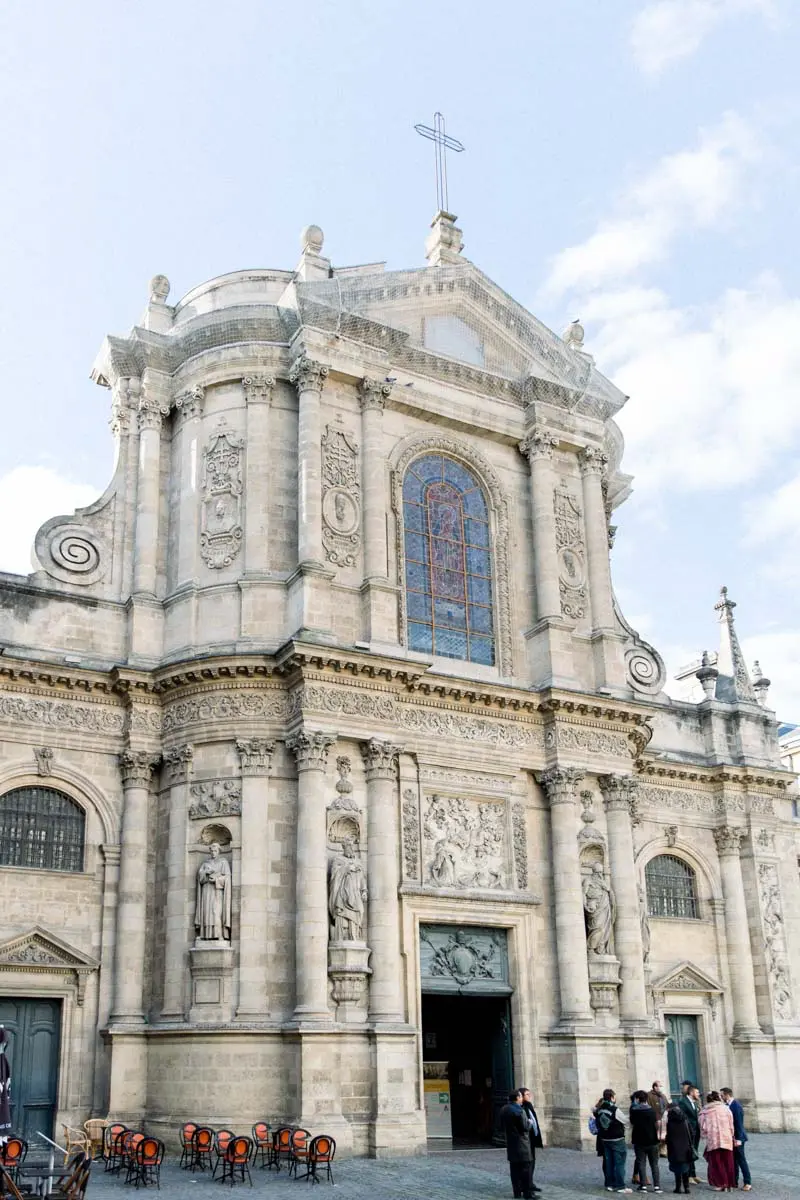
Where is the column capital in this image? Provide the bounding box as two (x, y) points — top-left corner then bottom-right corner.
(578, 446), (609, 477)
(162, 744), (194, 785)
(537, 766), (584, 804)
(714, 825), (745, 856)
(519, 426), (558, 464)
(237, 737), (275, 775)
(286, 729), (336, 772)
(358, 376), (393, 412)
(119, 750), (161, 788)
(173, 384), (205, 425)
(289, 352), (329, 395)
(361, 738), (403, 781)
(598, 773), (640, 818)
(242, 374), (276, 404)
(137, 397), (170, 433)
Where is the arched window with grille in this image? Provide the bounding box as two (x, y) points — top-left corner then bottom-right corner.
(645, 854), (699, 919)
(402, 453), (495, 665)
(0, 787), (86, 873)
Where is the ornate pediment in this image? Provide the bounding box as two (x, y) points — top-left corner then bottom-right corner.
(0, 928), (99, 1005)
(651, 961), (723, 995)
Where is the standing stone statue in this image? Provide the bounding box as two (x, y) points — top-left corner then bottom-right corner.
(328, 838), (368, 942)
(639, 883), (651, 966)
(582, 862), (616, 955)
(195, 843), (232, 941)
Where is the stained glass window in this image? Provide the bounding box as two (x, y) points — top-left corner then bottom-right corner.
(0, 787), (85, 873)
(402, 454), (495, 665)
(645, 855), (699, 920)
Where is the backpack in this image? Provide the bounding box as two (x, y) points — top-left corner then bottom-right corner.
(588, 1116), (598, 1135)
(596, 1106), (615, 1132)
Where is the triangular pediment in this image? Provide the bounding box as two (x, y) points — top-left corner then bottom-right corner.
(0, 927), (98, 973)
(651, 961), (724, 995)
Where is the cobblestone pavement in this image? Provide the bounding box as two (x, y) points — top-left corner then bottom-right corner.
(85, 1134), (798, 1200)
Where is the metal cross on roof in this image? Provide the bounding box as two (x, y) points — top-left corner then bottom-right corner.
(414, 112), (465, 215)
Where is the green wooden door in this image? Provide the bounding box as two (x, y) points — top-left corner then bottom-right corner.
(0, 998), (61, 1141)
(665, 1014), (701, 1099)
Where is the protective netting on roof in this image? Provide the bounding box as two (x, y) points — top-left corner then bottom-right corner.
(297, 265), (625, 418)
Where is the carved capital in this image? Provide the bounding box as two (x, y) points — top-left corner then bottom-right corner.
(236, 737), (275, 775)
(361, 738), (403, 781)
(519, 426), (558, 464)
(289, 353), (329, 395)
(286, 729), (336, 772)
(358, 376), (393, 412)
(33, 746), (54, 777)
(173, 384), (205, 424)
(242, 374), (276, 405)
(536, 767), (584, 804)
(578, 446), (609, 477)
(598, 773), (640, 819)
(137, 386), (170, 432)
(714, 825), (744, 856)
(162, 744), (194, 785)
(119, 750), (160, 787)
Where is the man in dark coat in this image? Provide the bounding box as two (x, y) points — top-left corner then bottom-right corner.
(676, 1083), (700, 1183)
(519, 1087), (543, 1194)
(630, 1089), (661, 1191)
(721, 1088), (751, 1190)
(500, 1089), (533, 1199)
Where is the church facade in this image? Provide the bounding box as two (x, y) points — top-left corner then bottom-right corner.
(0, 215), (797, 1155)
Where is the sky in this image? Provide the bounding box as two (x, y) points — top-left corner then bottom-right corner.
(0, 0), (797, 718)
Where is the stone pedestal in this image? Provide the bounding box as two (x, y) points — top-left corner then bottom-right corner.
(189, 942), (234, 1024)
(328, 941), (371, 1023)
(588, 953), (621, 1021)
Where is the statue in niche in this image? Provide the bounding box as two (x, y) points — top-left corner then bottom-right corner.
(328, 838), (368, 941)
(195, 843), (232, 941)
(582, 862), (616, 956)
(639, 884), (651, 966)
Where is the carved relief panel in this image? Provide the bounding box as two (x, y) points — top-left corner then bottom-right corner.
(553, 480), (587, 620)
(200, 421), (244, 568)
(758, 863), (794, 1022)
(422, 792), (508, 890)
(419, 924), (510, 994)
(321, 425), (361, 565)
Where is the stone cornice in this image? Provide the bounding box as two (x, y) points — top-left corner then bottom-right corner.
(638, 760), (788, 792)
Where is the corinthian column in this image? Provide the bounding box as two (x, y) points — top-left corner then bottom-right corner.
(598, 774), (649, 1024)
(111, 750), (160, 1023)
(289, 354), (329, 568)
(358, 377), (392, 580)
(236, 737), (275, 1019)
(361, 739), (404, 1023)
(173, 387), (205, 590)
(242, 375), (275, 576)
(287, 729), (336, 1022)
(519, 428), (561, 621)
(161, 745), (193, 1018)
(578, 448), (613, 629)
(537, 768), (592, 1022)
(714, 826), (761, 1036)
(133, 378), (170, 597)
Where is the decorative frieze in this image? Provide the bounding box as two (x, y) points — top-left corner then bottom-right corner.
(758, 862), (794, 1022)
(289, 684), (397, 721)
(236, 738), (274, 775)
(418, 765), (512, 795)
(189, 780), (242, 819)
(547, 724), (631, 758)
(321, 425), (361, 566)
(162, 689), (288, 733)
(400, 705), (541, 749)
(200, 421), (244, 569)
(553, 481), (587, 620)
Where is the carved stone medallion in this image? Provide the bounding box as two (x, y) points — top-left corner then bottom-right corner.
(200, 421), (244, 569)
(321, 425), (361, 566)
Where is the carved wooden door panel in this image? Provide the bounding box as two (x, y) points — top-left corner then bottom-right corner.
(0, 998), (61, 1140)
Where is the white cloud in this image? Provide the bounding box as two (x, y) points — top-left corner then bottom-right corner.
(630, 0), (776, 76)
(0, 467), (99, 577)
(544, 112), (760, 295)
(742, 469), (800, 547)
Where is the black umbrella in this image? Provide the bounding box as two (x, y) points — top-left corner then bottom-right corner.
(0, 1027), (11, 1138)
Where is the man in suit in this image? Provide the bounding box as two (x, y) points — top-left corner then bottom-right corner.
(500, 1089), (533, 1199)
(676, 1082), (701, 1184)
(520, 1087), (543, 1193)
(721, 1088), (751, 1190)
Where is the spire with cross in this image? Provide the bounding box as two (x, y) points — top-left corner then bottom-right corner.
(415, 111), (465, 216)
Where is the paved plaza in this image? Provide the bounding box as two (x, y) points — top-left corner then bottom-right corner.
(87, 1134), (799, 1200)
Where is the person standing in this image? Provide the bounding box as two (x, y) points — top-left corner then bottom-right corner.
(665, 1104), (694, 1194)
(519, 1087), (543, 1194)
(630, 1090), (662, 1192)
(677, 1083), (701, 1184)
(500, 1089), (533, 1200)
(720, 1088), (751, 1191)
(595, 1088), (631, 1194)
(698, 1091), (735, 1192)
(647, 1082), (669, 1157)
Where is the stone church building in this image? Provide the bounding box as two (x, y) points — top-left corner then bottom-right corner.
(0, 214), (797, 1155)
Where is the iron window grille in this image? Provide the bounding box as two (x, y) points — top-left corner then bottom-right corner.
(645, 854), (699, 920)
(0, 786), (85, 873)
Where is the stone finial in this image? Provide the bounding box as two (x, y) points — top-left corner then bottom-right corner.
(563, 319), (585, 350)
(714, 587), (756, 703)
(143, 276), (173, 331)
(695, 649), (719, 701)
(296, 224), (330, 280)
(752, 661), (772, 708)
(301, 224), (324, 254)
(149, 274), (170, 303)
(425, 210), (465, 266)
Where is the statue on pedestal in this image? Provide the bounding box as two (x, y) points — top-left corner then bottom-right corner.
(582, 862), (615, 956)
(328, 838), (367, 942)
(195, 843), (232, 941)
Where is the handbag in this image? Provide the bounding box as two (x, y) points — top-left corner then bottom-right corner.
(588, 1116), (598, 1136)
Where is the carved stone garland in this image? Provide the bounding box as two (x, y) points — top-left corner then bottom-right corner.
(321, 425), (361, 566)
(200, 421), (244, 568)
(402, 787), (421, 881)
(511, 803), (528, 889)
(553, 480), (587, 620)
(758, 862), (794, 1022)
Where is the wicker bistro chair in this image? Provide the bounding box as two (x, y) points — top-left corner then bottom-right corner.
(189, 1127), (215, 1173)
(211, 1131), (234, 1179)
(178, 1124), (197, 1170)
(250, 1124), (272, 1169)
(104, 1124), (129, 1173)
(287, 1129), (311, 1180)
(83, 1119), (109, 1161)
(132, 1137), (164, 1190)
(61, 1127), (89, 1165)
(271, 1127), (294, 1173)
(219, 1137), (253, 1188)
(0, 1140), (27, 1183)
(305, 1135), (336, 1185)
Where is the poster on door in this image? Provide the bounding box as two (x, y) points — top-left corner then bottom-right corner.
(423, 1061), (452, 1139)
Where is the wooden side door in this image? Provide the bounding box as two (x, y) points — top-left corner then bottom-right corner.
(0, 998), (61, 1141)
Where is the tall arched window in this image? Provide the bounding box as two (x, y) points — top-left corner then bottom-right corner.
(645, 854), (699, 919)
(0, 787), (85, 873)
(402, 453), (495, 665)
